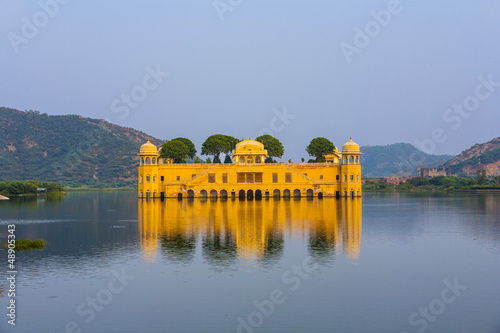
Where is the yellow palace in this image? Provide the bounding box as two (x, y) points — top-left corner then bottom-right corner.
(138, 138), (362, 200)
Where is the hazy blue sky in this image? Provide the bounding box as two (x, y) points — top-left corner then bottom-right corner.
(1, 0), (499, 161)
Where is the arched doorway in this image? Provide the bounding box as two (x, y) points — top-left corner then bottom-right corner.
(210, 190), (218, 199)
(247, 189), (254, 200)
(273, 189), (280, 199)
(255, 189), (262, 200)
(200, 190), (207, 198)
(318, 192), (323, 199)
(283, 189), (291, 198)
(306, 189), (314, 198)
(177, 193), (182, 200)
(220, 190), (228, 199)
(239, 190), (245, 200)
(293, 189), (301, 198)
(187, 190), (194, 199)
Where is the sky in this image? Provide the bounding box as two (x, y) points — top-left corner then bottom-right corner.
(1, 0), (499, 161)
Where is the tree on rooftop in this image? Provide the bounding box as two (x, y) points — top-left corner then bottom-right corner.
(306, 137), (335, 162)
(201, 134), (239, 163)
(159, 139), (189, 163)
(170, 137), (197, 159)
(255, 134), (284, 163)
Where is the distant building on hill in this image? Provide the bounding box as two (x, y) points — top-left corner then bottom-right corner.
(138, 138), (362, 200)
(417, 167), (450, 178)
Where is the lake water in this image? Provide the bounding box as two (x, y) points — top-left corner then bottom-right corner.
(0, 191), (499, 333)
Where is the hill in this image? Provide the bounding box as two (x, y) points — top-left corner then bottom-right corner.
(360, 143), (453, 177)
(0, 107), (163, 187)
(443, 136), (500, 176)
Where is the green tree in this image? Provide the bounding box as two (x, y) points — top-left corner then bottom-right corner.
(159, 140), (189, 163)
(170, 137), (197, 159)
(7, 181), (25, 194)
(224, 155), (232, 163)
(255, 134), (284, 162)
(407, 177), (430, 187)
(24, 180), (40, 193)
(205, 157), (212, 163)
(201, 134), (239, 163)
(306, 137), (335, 162)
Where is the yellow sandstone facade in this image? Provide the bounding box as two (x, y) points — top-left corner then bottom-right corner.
(138, 138), (362, 199)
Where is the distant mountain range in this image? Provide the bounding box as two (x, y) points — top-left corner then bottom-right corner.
(444, 136), (500, 176)
(0, 107), (163, 187)
(1, 107), (498, 186)
(360, 143), (453, 177)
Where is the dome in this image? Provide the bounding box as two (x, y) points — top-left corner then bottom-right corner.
(342, 138), (360, 154)
(234, 140), (267, 155)
(140, 140), (158, 155)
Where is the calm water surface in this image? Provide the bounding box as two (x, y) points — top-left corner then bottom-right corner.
(0, 191), (499, 333)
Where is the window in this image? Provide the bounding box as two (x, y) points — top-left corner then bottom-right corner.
(161, 176), (164, 182)
(247, 157), (253, 165)
(285, 173), (292, 183)
(350, 175), (354, 181)
(336, 175), (340, 181)
(153, 176), (156, 183)
(357, 175), (359, 182)
(246, 173), (254, 183)
(320, 175), (323, 180)
(239, 157), (245, 165)
(208, 173), (215, 183)
(146, 157), (151, 165)
(255, 156), (261, 164)
(344, 175), (347, 182)
(255, 173), (262, 183)
(272, 173), (278, 183)
(152, 157), (156, 164)
(141, 158), (144, 165)
(146, 176), (150, 183)
(176, 176), (180, 181)
(223, 173), (228, 183)
(140, 176), (143, 184)
(237, 173), (245, 183)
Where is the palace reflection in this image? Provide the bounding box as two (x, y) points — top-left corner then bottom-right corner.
(139, 198), (362, 266)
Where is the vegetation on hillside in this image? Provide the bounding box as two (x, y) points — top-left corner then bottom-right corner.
(444, 136), (500, 177)
(448, 148), (500, 175)
(360, 143), (453, 177)
(0, 107), (162, 188)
